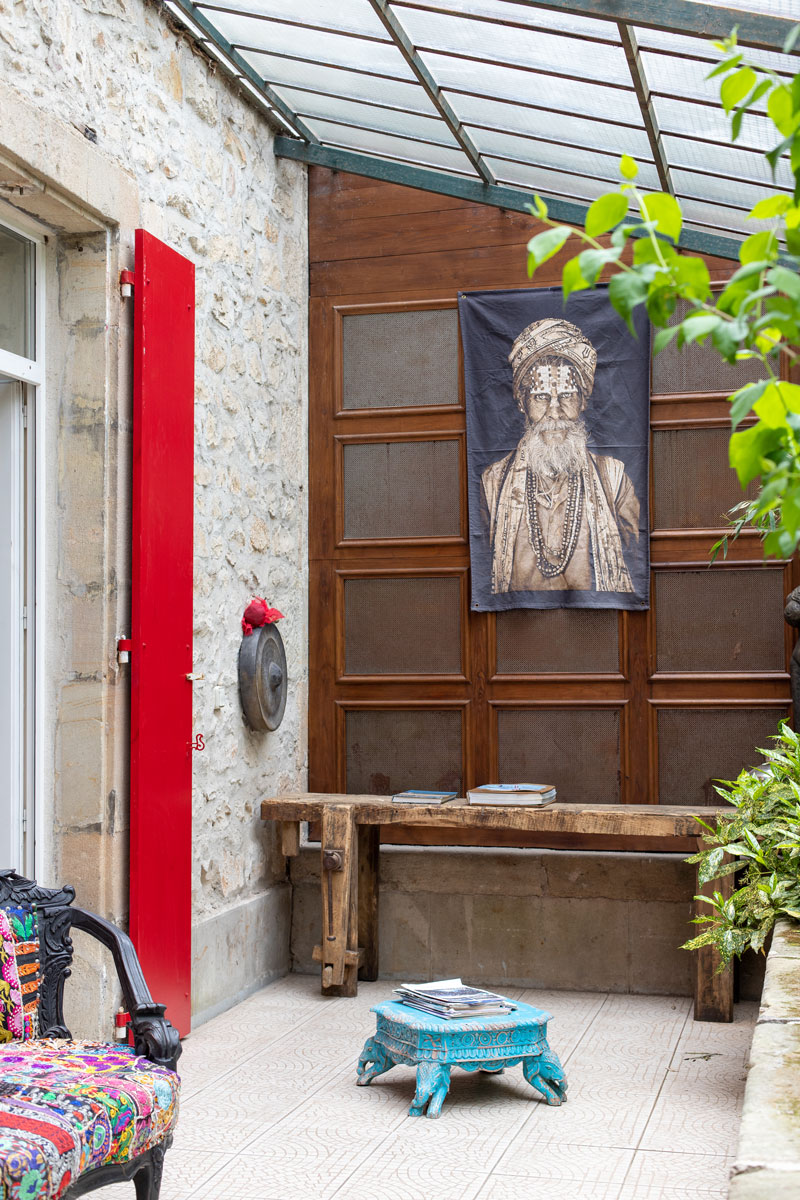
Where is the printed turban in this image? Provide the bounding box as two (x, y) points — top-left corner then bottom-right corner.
(508, 317), (597, 398)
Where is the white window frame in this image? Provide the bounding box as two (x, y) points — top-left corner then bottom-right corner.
(0, 202), (46, 879)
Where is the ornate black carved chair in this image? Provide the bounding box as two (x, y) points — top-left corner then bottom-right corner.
(0, 870), (181, 1199)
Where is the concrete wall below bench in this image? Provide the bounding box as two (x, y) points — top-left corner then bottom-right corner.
(291, 845), (704, 995)
(730, 920), (800, 1198)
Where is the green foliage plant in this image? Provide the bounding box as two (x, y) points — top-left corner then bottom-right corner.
(684, 722), (800, 965)
(526, 24), (800, 560)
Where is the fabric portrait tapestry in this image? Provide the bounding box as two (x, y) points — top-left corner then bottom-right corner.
(459, 286), (650, 612)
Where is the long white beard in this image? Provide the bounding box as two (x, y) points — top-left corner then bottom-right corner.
(520, 418), (588, 478)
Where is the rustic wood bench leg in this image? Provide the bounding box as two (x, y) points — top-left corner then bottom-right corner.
(693, 860), (734, 1022)
(358, 825), (380, 981)
(319, 805), (359, 997)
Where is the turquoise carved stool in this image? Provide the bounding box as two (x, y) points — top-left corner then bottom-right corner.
(356, 1000), (567, 1119)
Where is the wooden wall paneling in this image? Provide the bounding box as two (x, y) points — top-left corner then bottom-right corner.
(308, 165), (793, 843)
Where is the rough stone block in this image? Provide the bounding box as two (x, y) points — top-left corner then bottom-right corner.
(735, 1022), (800, 1170)
(760, 956), (800, 1023)
(729, 1169), (800, 1199)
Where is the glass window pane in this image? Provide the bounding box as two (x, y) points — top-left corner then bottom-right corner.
(642, 50), (767, 110)
(307, 120), (474, 173)
(490, 159), (635, 205)
(398, 8), (628, 86)
(0, 225), (34, 361)
(424, 53), (643, 125)
(212, 14), (412, 77)
(654, 96), (778, 153)
(635, 25), (797, 77)
(673, 168), (768, 211)
(450, 94), (651, 157)
(679, 197), (752, 236)
(663, 134), (793, 191)
(199, 0), (389, 39)
(395, 0), (615, 40)
(244, 55), (430, 112)
(280, 89), (446, 141)
(472, 128), (660, 189)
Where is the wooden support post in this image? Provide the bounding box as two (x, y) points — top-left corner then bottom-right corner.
(280, 820), (301, 857)
(358, 825), (380, 981)
(693, 854), (734, 1023)
(319, 805), (358, 997)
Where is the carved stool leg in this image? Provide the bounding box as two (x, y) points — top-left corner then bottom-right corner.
(523, 1047), (567, 1106)
(134, 1143), (166, 1200)
(356, 1036), (395, 1085)
(409, 1061), (451, 1118)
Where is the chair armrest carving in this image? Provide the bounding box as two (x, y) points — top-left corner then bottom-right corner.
(69, 907), (182, 1072)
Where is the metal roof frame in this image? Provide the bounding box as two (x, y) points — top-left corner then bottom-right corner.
(163, 0), (800, 262)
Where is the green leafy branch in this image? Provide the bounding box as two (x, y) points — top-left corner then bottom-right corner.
(683, 721), (800, 966)
(526, 23), (800, 560)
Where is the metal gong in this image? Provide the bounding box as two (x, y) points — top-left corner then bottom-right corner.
(238, 623), (287, 731)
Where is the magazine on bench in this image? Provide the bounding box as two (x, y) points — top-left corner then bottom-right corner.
(395, 978), (517, 1018)
(391, 790), (458, 804)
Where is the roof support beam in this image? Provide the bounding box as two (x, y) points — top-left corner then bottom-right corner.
(618, 24), (673, 195)
(275, 137), (749, 261)
(364, 0), (495, 185)
(166, 0), (319, 142)
(497, 0), (800, 55)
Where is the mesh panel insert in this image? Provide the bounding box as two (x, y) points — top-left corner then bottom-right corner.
(653, 428), (758, 529)
(658, 708), (787, 806)
(343, 440), (461, 540)
(346, 709), (462, 795)
(342, 309), (459, 409)
(652, 300), (772, 394)
(497, 708), (620, 803)
(656, 570), (786, 673)
(496, 609), (619, 674)
(345, 577), (461, 675)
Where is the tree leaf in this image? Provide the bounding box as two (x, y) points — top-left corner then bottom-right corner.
(677, 313), (721, 345)
(749, 194), (793, 220)
(585, 192), (629, 237)
(729, 379), (769, 429)
(653, 325), (679, 354)
(729, 420), (782, 485)
(768, 84), (795, 136)
(608, 271), (648, 334)
(527, 225), (571, 272)
(640, 192), (682, 243)
(783, 23), (800, 54)
(720, 67), (757, 114)
(619, 154), (638, 180)
(740, 229), (778, 265)
(706, 54), (743, 80)
(562, 255), (589, 303)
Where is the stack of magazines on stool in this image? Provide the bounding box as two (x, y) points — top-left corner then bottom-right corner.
(394, 978), (517, 1019)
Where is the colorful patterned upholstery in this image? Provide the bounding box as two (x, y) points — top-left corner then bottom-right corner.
(0, 912), (24, 1044)
(0, 1040), (180, 1199)
(0, 903), (42, 1040)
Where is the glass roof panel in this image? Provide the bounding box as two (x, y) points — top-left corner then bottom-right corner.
(635, 26), (797, 77)
(472, 128), (661, 189)
(394, 0), (616, 40)
(679, 197), (757, 237)
(197, 0), (390, 39)
(693, 0), (797, 14)
(449, 94), (652, 157)
(424, 54), (644, 125)
(673, 168), (770, 212)
(305, 120), (475, 174)
(641, 49), (769, 109)
(278, 89), (448, 141)
(490, 159), (637, 206)
(654, 96), (780, 153)
(240, 53), (430, 110)
(204, 12), (413, 78)
(396, 7), (629, 87)
(662, 134), (793, 191)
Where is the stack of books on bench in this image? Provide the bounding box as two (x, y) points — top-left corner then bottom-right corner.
(394, 979), (517, 1019)
(467, 783), (556, 806)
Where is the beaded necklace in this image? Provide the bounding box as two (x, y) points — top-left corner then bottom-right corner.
(525, 468), (584, 579)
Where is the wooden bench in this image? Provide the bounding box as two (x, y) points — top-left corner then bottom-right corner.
(261, 794), (733, 1022)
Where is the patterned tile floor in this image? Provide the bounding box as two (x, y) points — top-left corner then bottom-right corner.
(93, 977), (755, 1200)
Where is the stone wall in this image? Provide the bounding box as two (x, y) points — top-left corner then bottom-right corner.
(0, 0), (307, 1031)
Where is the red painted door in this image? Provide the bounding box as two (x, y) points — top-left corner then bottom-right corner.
(130, 230), (194, 1037)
